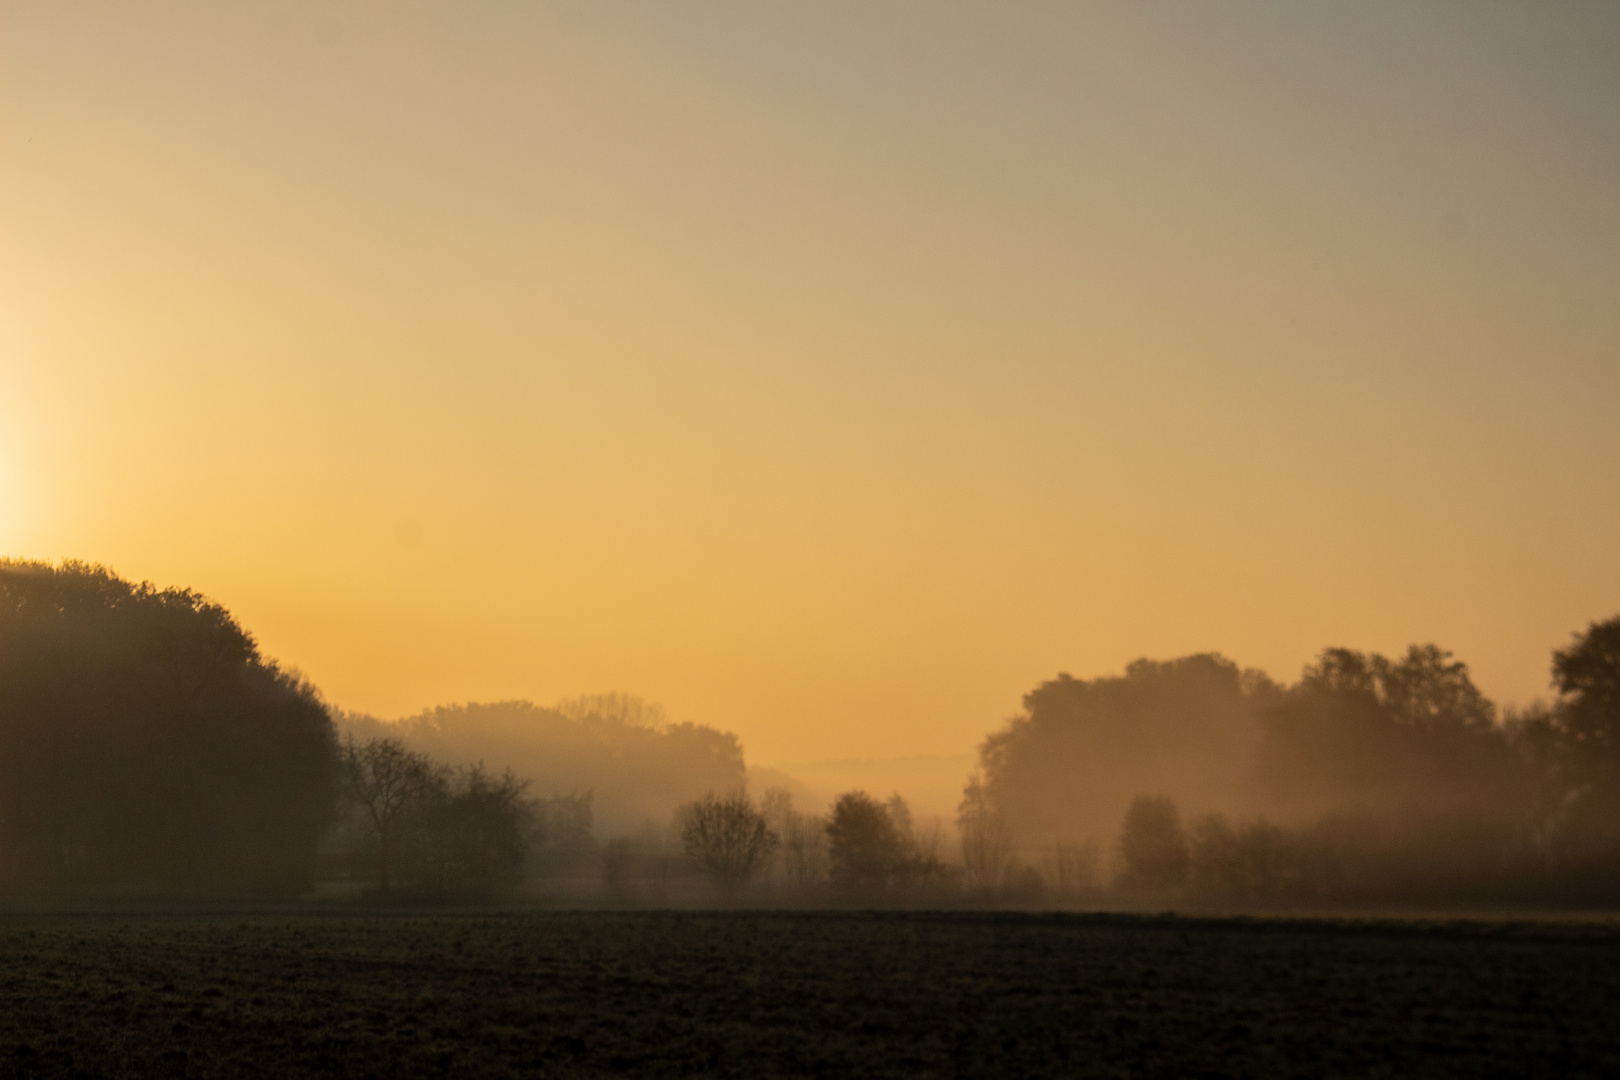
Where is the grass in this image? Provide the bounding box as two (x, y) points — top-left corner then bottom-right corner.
(0, 909), (1615, 1077)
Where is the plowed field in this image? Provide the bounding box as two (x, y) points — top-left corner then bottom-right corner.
(0, 911), (1615, 1078)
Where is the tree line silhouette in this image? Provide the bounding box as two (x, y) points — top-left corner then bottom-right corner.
(967, 629), (1620, 906)
(2, 557), (1617, 906)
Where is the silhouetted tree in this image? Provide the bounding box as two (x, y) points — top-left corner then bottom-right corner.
(342, 737), (535, 899)
(529, 790), (596, 876)
(957, 772), (1011, 892)
(1553, 616), (1620, 771)
(761, 788), (828, 890)
(1539, 616), (1620, 892)
(677, 790), (777, 893)
(976, 655), (1272, 851)
(414, 765), (533, 898)
(0, 560), (339, 897)
(825, 790), (908, 890)
(1187, 813), (1295, 904)
(1255, 644), (1527, 820)
(1115, 795), (1189, 898)
(885, 793), (953, 887)
(340, 736), (443, 894)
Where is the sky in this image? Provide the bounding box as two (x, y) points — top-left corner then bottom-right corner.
(2, 1), (1617, 774)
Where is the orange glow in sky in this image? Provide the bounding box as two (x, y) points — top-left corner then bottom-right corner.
(3, 3), (1617, 772)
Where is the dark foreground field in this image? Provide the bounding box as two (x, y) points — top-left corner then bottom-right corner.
(0, 910), (1616, 1078)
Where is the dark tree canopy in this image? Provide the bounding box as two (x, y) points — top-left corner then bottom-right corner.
(410, 764), (533, 899)
(1535, 616), (1620, 887)
(0, 560), (339, 897)
(978, 654), (1270, 847)
(1293, 644), (1493, 729)
(1256, 644), (1526, 819)
(1115, 795), (1190, 897)
(1553, 616), (1620, 759)
(825, 791), (908, 890)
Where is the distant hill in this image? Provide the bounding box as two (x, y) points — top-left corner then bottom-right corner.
(337, 697), (747, 835)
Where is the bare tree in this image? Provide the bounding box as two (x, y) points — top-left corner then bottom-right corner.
(1046, 841), (1101, 899)
(677, 790), (778, 893)
(421, 764), (534, 898)
(958, 772), (1011, 892)
(761, 788), (829, 890)
(340, 736), (443, 894)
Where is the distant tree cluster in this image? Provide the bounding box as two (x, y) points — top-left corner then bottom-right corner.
(761, 788), (829, 889)
(671, 787), (952, 900)
(973, 618), (1620, 906)
(336, 737), (533, 899)
(825, 790), (951, 891)
(338, 698), (745, 836)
